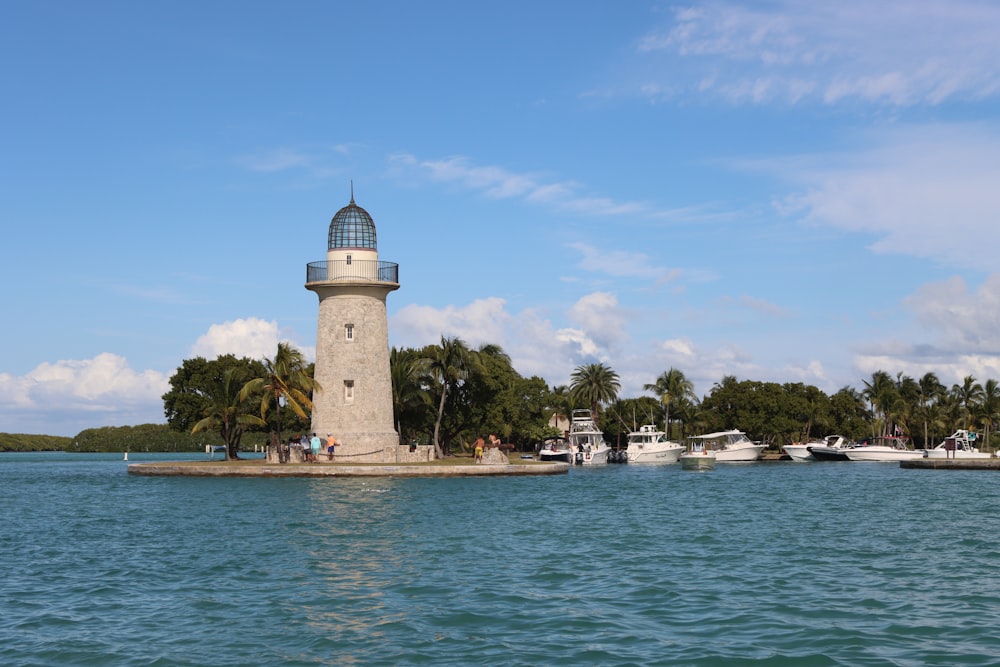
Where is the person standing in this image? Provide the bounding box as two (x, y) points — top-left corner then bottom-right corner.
(326, 433), (339, 460)
(310, 433), (322, 462)
(474, 436), (485, 463)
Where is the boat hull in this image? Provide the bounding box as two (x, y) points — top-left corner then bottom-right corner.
(715, 445), (766, 462)
(627, 447), (683, 464)
(783, 444), (814, 462)
(808, 446), (851, 461)
(539, 452), (571, 463)
(680, 453), (716, 470)
(845, 447), (924, 462)
(575, 447), (609, 465)
(924, 449), (992, 460)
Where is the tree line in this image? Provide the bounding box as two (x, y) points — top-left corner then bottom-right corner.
(14, 337), (996, 455)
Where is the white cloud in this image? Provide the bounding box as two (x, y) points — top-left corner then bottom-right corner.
(638, 1), (1000, 106)
(568, 242), (681, 285)
(190, 317), (284, 360)
(775, 124), (1000, 264)
(390, 293), (631, 388)
(0, 353), (169, 436)
(903, 274), (1000, 354)
(387, 152), (664, 219)
(852, 273), (1000, 386)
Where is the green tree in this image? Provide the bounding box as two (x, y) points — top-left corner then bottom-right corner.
(862, 370), (896, 436)
(569, 362), (620, 418)
(915, 372), (945, 448)
(390, 346), (431, 446)
(828, 386), (869, 440)
(427, 336), (480, 458)
(239, 342), (319, 462)
(163, 355), (266, 434)
(643, 368), (695, 439)
(973, 378), (1000, 452)
(951, 375), (984, 430)
(192, 367), (266, 459)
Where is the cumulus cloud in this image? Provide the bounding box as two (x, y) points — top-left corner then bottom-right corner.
(190, 317), (287, 361)
(0, 353), (169, 436)
(637, 0), (1000, 106)
(390, 293), (632, 388)
(775, 124), (1000, 265)
(852, 273), (1000, 386)
(0, 318), (313, 436)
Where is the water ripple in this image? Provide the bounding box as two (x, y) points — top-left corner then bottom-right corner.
(2, 455), (1000, 665)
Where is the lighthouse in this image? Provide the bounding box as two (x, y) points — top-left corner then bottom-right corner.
(305, 191), (408, 462)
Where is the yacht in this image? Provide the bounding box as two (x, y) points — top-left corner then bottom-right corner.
(689, 430), (765, 462)
(923, 430), (992, 460)
(567, 409), (610, 465)
(845, 436), (923, 462)
(625, 424), (684, 464)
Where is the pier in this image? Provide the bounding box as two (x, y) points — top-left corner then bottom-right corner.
(901, 458), (1000, 470)
(127, 460), (569, 478)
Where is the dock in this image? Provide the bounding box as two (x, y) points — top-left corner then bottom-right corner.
(127, 460), (569, 478)
(901, 458), (1000, 470)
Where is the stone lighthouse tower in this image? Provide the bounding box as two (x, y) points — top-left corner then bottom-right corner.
(306, 191), (404, 462)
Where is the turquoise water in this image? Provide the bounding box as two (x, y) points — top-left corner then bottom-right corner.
(2, 453), (999, 666)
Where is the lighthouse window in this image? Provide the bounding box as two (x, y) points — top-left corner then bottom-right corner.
(346, 254), (352, 265)
(345, 323), (354, 341)
(344, 380), (354, 403)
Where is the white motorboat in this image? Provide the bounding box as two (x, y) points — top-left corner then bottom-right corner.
(689, 430), (765, 462)
(783, 441), (814, 462)
(625, 424), (684, 464)
(845, 436), (923, 462)
(923, 430), (993, 459)
(537, 437), (571, 463)
(787, 434), (855, 462)
(806, 435), (857, 461)
(567, 409), (610, 465)
(680, 440), (716, 470)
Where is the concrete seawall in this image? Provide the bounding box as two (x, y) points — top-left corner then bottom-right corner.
(901, 458), (1000, 470)
(127, 460), (569, 478)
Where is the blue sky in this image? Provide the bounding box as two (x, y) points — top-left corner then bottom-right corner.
(4, 0), (1000, 436)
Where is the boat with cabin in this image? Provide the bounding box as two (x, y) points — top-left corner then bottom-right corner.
(625, 424), (684, 464)
(689, 430), (765, 462)
(537, 437), (572, 463)
(923, 430), (992, 460)
(680, 439), (717, 470)
(567, 409), (610, 465)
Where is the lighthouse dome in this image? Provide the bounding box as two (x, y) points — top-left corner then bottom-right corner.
(328, 196), (377, 250)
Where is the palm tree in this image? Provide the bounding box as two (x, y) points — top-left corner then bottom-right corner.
(974, 378), (1000, 453)
(569, 362), (620, 418)
(192, 367), (266, 460)
(239, 342), (319, 462)
(916, 372), (945, 448)
(644, 368), (694, 439)
(390, 346), (430, 444)
(951, 375), (984, 430)
(427, 336), (478, 458)
(862, 370), (896, 436)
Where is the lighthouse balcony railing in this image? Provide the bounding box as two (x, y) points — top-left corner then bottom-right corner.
(306, 260), (399, 284)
